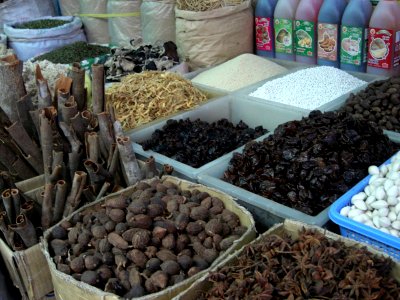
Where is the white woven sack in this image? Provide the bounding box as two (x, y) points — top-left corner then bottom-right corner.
(80, 0), (110, 44)
(59, 0), (80, 16)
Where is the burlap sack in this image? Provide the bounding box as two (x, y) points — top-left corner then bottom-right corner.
(175, 1), (253, 70)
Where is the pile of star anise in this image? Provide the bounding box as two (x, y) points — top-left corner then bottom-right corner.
(201, 229), (400, 300)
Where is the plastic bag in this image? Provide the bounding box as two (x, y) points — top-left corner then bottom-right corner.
(108, 0), (141, 47)
(141, 0), (175, 44)
(0, 0), (55, 33)
(5, 16), (86, 61)
(175, 1), (253, 70)
(80, 0), (110, 44)
(59, 0), (80, 16)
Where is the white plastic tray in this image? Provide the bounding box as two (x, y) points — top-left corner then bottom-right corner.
(128, 95), (307, 181)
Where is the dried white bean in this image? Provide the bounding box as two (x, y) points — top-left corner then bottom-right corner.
(340, 206), (351, 217)
(348, 209), (363, 219)
(387, 185), (398, 198)
(351, 192), (366, 204)
(368, 165), (380, 175)
(378, 207), (389, 217)
(379, 217), (391, 228)
(389, 211), (397, 222)
(380, 227), (390, 234)
(371, 200), (388, 209)
(392, 221), (400, 230)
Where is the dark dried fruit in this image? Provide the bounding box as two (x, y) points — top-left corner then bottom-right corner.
(114, 223), (128, 235)
(190, 206), (209, 221)
(70, 256), (85, 273)
(219, 235), (240, 251)
(156, 249), (177, 262)
(50, 239), (68, 257)
(107, 232), (128, 250)
(146, 258), (162, 272)
(175, 213), (189, 231)
(81, 270), (98, 286)
(132, 230), (151, 249)
(127, 249), (148, 269)
(177, 255), (192, 271)
(108, 208), (126, 223)
(162, 234), (176, 250)
(97, 265), (113, 282)
(84, 255), (101, 270)
(152, 226), (167, 240)
(127, 214), (152, 229)
(104, 220), (116, 232)
(160, 260), (180, 275)
(91, 225), (107, 239)
(57, 263), (71, 275)
(205, 219), (223, 236)
(52, 226), (68, 240)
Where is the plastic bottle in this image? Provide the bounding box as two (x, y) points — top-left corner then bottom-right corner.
(317, 0), (348, 67)
(340, 0), (373, 72)
(255, 0), (279, 58)
(367, 0), (400, 76)
(273, 0), (300, 61)
(294, 0), (324, 64)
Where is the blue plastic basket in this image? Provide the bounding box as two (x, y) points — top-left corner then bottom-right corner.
(329, 155), (400, 261)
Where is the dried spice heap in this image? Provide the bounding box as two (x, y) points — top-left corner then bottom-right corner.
(340, 77), (400, 132)
(141, 118), (268, 168)
(48, 178), (247, 298)
(224, 110), (398, 215)
(35, 42), (110, 64)
(13, 19), (70, 29)
(201, 229), (400, 299)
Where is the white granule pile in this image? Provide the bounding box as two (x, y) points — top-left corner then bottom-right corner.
(249, 66), (366, 110)
(23, 60), (69, 104)
(191, 54), (287, 92)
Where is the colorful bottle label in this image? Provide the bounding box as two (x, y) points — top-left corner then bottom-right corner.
(274, 18), (294, 54)
(255, 17), (273, 51)
(340, 26), (363, 66)
(317, 23), (339, 61)
(367, 28), (400, 69)
(295, 20), (315, 57)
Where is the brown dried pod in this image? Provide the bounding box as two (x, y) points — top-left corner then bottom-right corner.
(203, 248), (218, 264)
(82, 213), (94, 226)
(173, 195), (187, 204)
(156, 183), (168, 193)
(128, 200), (147, 215)
(98, 238), (112, 253)
(132, 229), (151, 249)
(97, 265), (113, 282)
(128, 267), (141, 286)
(162, 181), (177, 189)
(197, 192), (210, 201)
(146, 258), (162, 272)
(179, 249), (192, 257)
(160, 260), (180, 275)
(127, 214), (152, 230)
(81, 270), (98, 286)
(114, 223), (128, 235)
(211, 197), (224, 207)
(187, 266), (202, 277)
(78, 231), (92, 247)
(145, 246), (158, 258)
(70, 212), (82, 225)
(209, 205), (224, 216)
(60, 220), (72, 230)
(186, 222), (203, 236)
(91, 225), (107, 239)
(122, 228), (141, 241)
(156, 249), (177, 262)
(70, 256), (85, 273)
(51, 239), (69, 257)
(147, 204), (164, 218)
(200, 197), (213, 209)
(72, 243), (84, 256)
(149, 270), (168, 289)
(166, 188), (178, 196)
(102, 252), (114, 266)
(162, 233), (176, 250)
(117, 270), (131, 291)
(84, 255), (101, 270)
(105, 278), (123, 294)
(193, 255), (209, 270)
(177, 255), (192, 271)
(138, 190), (154, 203)
(131, 190), (143, 199)
(161, 194), (173, 204)
(104, 196), (129, 209)
(151, 237), (162, 247)
(179, 204), (190, 215)
(52, 226), (68, 240)
(170, 274), (186, 285)
(175, 212), (189, 231)
(176, 234), (190, 252)
(124, 284), (146, 298)
(57, 263), (71, 275)
(167, 199), (179, 214)
(68, 227), (80, 244)
(190, 206), (209, 221)
(104, 220), (116, 232)
(115, 254), (128, 269)
(203, 237), (213, 249)
(153, 226), (167, 240)
(219, 235), (240, 251)
(153, 219), (176, 234)
(222, 209), (240, 228)
(108, 208), (126, 223)
(107, 232), (128, 249)
(142, 269), (152, 279)
(213, 235), (223, 250)
(205, 219), (223, 237)
(189, 235), (201, 245)
(94, 211), (110, 225)
(198, 231), (207, 242)
(232, 226), (247, 236)
(145, 278), (157, 293)
(150, 197), (166, 210)
(135, 182), (151, 190)
(127, 249), (148, 269)
(112, 247), (126, 256)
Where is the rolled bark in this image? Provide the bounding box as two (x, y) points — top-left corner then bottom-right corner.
(49, 164), (63, 185)
(9, 214), (37, 248)
(29, 110), (40, 138)
(52, 151), (64, 171)
(0, 211), (13, 247)
(116, 136), (142, 186)
(143, 156), (159, 179)
(2, 189), (13, 224)
(82, 185), (96, 203)
(63, 171), (87, 217)
(92, 64), (105, 114)
(61, 97), (78, 125)
(41, 183), (54, 230)
(85, 132), (100, 163)
(6, 121), (43, 173)
(163, 164), (174, 176)
(20, 200), (34, 222)
(69, 63), (86, 111)
(98, 112), (115, 156)
(113, 120), (124, 138)
(39, 108), (54, 181)
(57, 89), (70, 122)
(52, 180), (68, 224)
(36, 65), (52, 109)
(107, 143), (118, 173)
(96, 182), (110, 201)
(17, 94), (37, 141)
(68, 150), (82, 182)
(0, 55), (26, 122)
(10, 189), (20, 217)
(82, 110), (92, 130)
(53, 75), (72, 104)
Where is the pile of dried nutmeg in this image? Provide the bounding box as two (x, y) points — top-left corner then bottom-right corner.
(46, 178), (247, 298)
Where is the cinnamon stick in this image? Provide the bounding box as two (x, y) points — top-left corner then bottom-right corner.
(52, 180), (67, 224)
(36, 65), (52, 109)
(1, 189), (13, 224)
(57, 88), (69, 121)
(92, 64), (105, 114)
(41, 183), (54, 230)
(0, 211), (13, 247)
(63, 171), (87, 217)
(85, 132), (100, 163)
(61, 96), (78, 125)
(82, 185), (96, 203)
(39, 108), (54, 181)
(143, 156), (159, 179)
(69, 63), (86, 111)
(20, 201), (34, 223)
(116, 136), (142, 185)
(10, 189), (20, 217)
(9, 214), (37, 248)
(98, 112), (115, 155)
(96, 182), (110, 201)
(70, 112), (85, 141)
(17, 94), (37, 141)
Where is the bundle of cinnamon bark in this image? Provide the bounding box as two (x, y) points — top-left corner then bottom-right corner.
(0, 54), (163, 251)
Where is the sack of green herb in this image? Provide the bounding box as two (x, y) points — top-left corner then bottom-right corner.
(4, 16), (86, 61)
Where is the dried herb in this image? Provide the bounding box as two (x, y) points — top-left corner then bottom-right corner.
(141, 118), (268, 168)
(13, 19), (70, 30)
(35, 42), (110, 64)
(340, 77), (400, 132)
(201, 229), (400, 299)
(224, 110), (398, 215)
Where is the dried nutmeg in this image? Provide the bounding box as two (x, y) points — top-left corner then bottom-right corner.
(50, 239), (69, 257)
(112, 247), (125, 256)
(193, 255), (209, 270)
(219, 235), (240, 251)
(70, 212), (82, 225)
(91, 225), (107, 239)
(213, 235), (223, 250)
(128, 200), (147, 215)
(156, 249), (177, 262)
(200, 197), (213, 209)
(104, 196), (129, 209)
(186, 222), (203, 236)
(190, 206), (209, 221)
(57, 263), (71, 275)
(52, 226), (68, 240)
(146, 257), (162, 272)
(104, 220), (116, 232)
(177, 255), (192, 271)
(149, 271), (168, 290)
(68, 227), (80, 244)
(127, 214), (152, 230)
(60, 220), (72, 230)
(84, 255), (101, 270)
(127, 249), (148, 269)
(107, 232), (128, 249)
(122, 228), (140, 241)
(102, 252), (114, 266)
(153, 219), (176, 234)
(160, 260), (180, 275)
(114, 223), (128, 235)
(81, 270), (98, 286)
(78, 230), (92, 247)
(203, 237), (213, 249)
(97, 265), (113, 282)
(170, 274), (186, 285)
(198, 231), (207, 242)
(162, 234), (176, 250)
(70, 256), (85, 273)
(179, 204), (190, 215)
(156, 183), (168, 193)
(115, 254), (128, 268)
(124, 284), (146, 298)
(147, 204), (164, 218)
(167, 199), (179, 213)
(145, 246), (158, 258)
(108, 208), (126, 223)
(205, 219), (223, 236)
(187, 266), (202, 277)
(72, 243), (84, 256)
(98, 238), (112, 253)
(222, 209), (240, 229)
(152, 226), (167, 240)
(132, 229), (151, 249)
(117, 269), (131, 291)
(209, 205), (224, 216)
(175, 213), (189, 231)
(176, 234), (190, 252)
(179, 249), (192, 257)
(95, 211), (110, 225)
